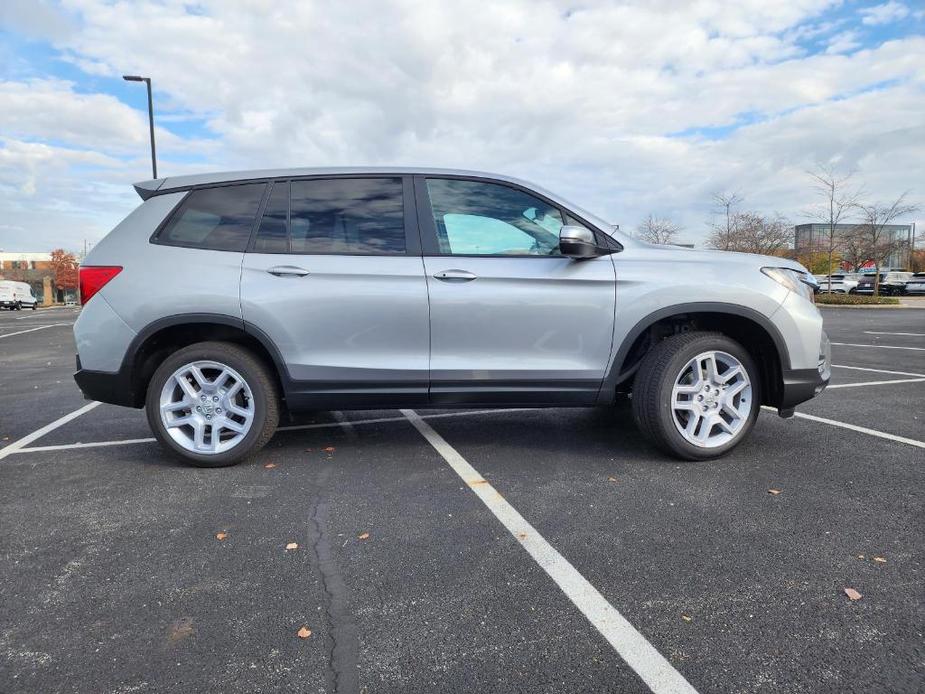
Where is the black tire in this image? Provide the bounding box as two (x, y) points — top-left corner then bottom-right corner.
(145, 341), (279, 467)
(31, 303), (36, 310)
(14, 302), (21, 311)
(631, 331), (760, 461)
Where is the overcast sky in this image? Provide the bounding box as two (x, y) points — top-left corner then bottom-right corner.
(0, 0), (923, 252)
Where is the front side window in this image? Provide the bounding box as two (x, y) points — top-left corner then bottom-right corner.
(253, 178), (405, 255)
(425, 178), (564, 256)
(157, 183), (267, 252)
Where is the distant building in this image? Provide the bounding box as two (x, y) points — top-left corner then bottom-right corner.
(0, 251), (54, 272)
(793, 223), (912, 269)
(0, 252), (67, 304)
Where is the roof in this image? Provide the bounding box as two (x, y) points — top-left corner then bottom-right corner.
(132, 167), (631, 245)
(136, 166), (554, 199)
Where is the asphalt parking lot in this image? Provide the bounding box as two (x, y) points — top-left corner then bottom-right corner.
(1, 305), (922, 694)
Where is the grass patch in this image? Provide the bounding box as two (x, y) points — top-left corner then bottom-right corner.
(816, 293), (900, 306)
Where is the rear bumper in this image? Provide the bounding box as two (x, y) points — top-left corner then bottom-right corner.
(73, 355), (140, 408)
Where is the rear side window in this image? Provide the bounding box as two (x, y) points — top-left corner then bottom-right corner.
(156, 183), (267, 252)
(253, 178), (405, 255)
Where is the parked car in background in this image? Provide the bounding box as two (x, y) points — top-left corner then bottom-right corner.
(0, 280), (38, 310)
(814, 273), (859, 294)
(73, 167), (830, 467)
(904, 273), (925, 295)
(853, 271), (914, 295)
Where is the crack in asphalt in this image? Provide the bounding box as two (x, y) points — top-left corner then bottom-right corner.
(308, 467), (360, 694)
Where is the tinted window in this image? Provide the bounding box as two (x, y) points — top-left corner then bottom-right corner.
(254, 182), (289, 253)
(274, 178), (405, 254)
(425, 179), (563, 256)
(157, 183), (266, 252)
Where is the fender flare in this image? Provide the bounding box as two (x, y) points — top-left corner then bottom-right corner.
(121, 313), (294, 399)
(598, 302), (791, 399)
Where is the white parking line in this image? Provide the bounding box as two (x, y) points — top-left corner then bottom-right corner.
(864, 331), (925, 337)
(761, 407), (925, 449)
(11, 437), (157, 454)
(7, 409), (536, 455)
(827, 377), (925, 389)
(401, 408), (698, 694)
(0, 324), (71, 339)
(830, 342), (925, 351)
(0, 402), (100, 460)
(833, 364), (925, 378)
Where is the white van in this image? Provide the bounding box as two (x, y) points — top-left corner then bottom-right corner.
(0, 280), (38, 310)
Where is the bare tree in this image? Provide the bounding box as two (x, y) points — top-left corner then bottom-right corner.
(706, 209), (791, 255)
(838, 226), (870, 272)
(636, 214), (682, 245)
(804, 165), (863, 291)
(707, 192), (744, 250)
(854, 193), (920, 295)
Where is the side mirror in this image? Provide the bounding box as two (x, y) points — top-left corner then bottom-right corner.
(559, 225), (600, 258)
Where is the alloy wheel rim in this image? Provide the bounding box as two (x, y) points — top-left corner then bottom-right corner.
(158, 360), (255, 455)
(670, 350), (752, 448)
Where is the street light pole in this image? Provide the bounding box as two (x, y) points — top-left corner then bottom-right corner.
(122, 75), (158, 179)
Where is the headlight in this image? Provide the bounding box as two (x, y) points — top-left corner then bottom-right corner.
(761, 267), (816, 303)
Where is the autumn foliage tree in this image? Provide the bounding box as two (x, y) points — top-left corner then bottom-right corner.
(50, 249), (79, 292)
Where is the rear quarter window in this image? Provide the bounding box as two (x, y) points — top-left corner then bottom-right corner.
(155, 183), (267, 252)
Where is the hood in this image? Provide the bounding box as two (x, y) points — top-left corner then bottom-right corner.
(639, 243), (808, 273)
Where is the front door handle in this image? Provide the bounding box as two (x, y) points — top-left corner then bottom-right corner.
(433, 269), (477, 282)
(267, 265), (310, 277)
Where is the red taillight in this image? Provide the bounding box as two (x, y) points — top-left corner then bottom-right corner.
(79, 266), (122, 305)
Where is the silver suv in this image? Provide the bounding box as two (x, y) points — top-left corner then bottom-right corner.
(74, 168), (830, 466)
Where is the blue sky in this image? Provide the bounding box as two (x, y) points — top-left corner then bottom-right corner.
(0, 0), (923, 251)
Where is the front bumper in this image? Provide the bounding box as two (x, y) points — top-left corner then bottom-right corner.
(777, 331), (830, 416)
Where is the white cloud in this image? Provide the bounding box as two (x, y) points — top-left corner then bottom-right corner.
(0, 0), (923, 252)
(0, 78), (194, 154)
(860, 1), (910, 26)
(825, 30), (863, 54)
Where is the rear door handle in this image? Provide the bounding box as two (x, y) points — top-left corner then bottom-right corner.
(433, 269), (477, 282)
(267, 265), (310, 277)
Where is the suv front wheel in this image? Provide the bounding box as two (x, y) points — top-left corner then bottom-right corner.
(632, 332), (760, 460)
(145, 341), (279, 467)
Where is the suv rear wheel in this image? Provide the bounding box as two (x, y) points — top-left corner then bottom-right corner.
(632, 332), (759, 460)
(145, 341), (279, 467)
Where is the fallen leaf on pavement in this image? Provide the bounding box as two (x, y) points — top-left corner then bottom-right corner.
(215, 532), (228, 541)
(608, 477), (618, 482)
(768, 489), (781, 495)
(681, 615), (692, 622)
(873, 557), (886, 563)
(857, 555), (865, 559)
(844, 588), (862, 601)
(264, 463), (277, 469)
(168, 617), (194, 643)
(516, 532), (527, 540)
(323, 446), (336, 452)
(358, 532), (370, 540)
(286, 542), (298, 550)
(297, 626), (312, 639)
